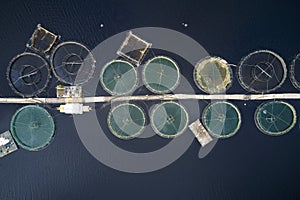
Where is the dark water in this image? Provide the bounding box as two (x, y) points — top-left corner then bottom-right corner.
(0, 0), (300, 199)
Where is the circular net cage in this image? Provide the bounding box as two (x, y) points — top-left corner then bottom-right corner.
(255, 101), (296, 136)
(143, 56), (180, 94)
(7, 53), (51, 97)
(194, 57), (232, 94)
(202, 101), (241, 138)
(51, 41), (96, 85)
(238, 50), (287, 93)
(150, 101), (189, 138)
(290, 53), (300, 90)
(100, 60), (138, 95)
(10, 105), (55, 151)
(107, 103), (146, 139)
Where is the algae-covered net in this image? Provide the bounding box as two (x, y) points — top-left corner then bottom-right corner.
(194, 57), (232, 94)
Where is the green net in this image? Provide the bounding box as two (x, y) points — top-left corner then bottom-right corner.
(108, 103), (145, 139)
(202, 101), (241, 138)
(10, 105), (55, 151)
(255, 101), (296, 136)
(194, 57), (232, 94)
(101, 60), (138, 95)
(150, 102), (188, 138)
(143, 56), (180, 94)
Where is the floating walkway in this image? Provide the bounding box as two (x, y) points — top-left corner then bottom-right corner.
(0, 93), (300, 104)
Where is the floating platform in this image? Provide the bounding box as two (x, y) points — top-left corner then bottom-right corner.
(10, 105), (55, 151)
(51, 41), (96, 85)
(194, 57), (232, 94)
(238, 50), (287, 93)
(202, 101), (241, 138)
(188, 119), (213, 147)
(143, 56), (180, 94)
(117, 31), (151, 66)
(0, 131), (18, 158)
(255, 101), (296, 136)
(107, 103), (146, 139)
(150, 101), (188, 138)
(100, 60), (138, 95)
(27, 24), (59, 55)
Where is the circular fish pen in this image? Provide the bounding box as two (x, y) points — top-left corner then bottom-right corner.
(238, 50), (287, 93)
(51, 41), (96, 85)
(100, 60), (138, 95)
(290, 53), (300, 90)
(7, 52), (51, 97)
(150, 101), (188, 138)
(194, 57), (232, 94)
(10, 105), (55, 151)
(202, 101), (241, 138)
(143, 56), (180, 94)
(107, 103), (146, 139)
(255, 101), (296, 136)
